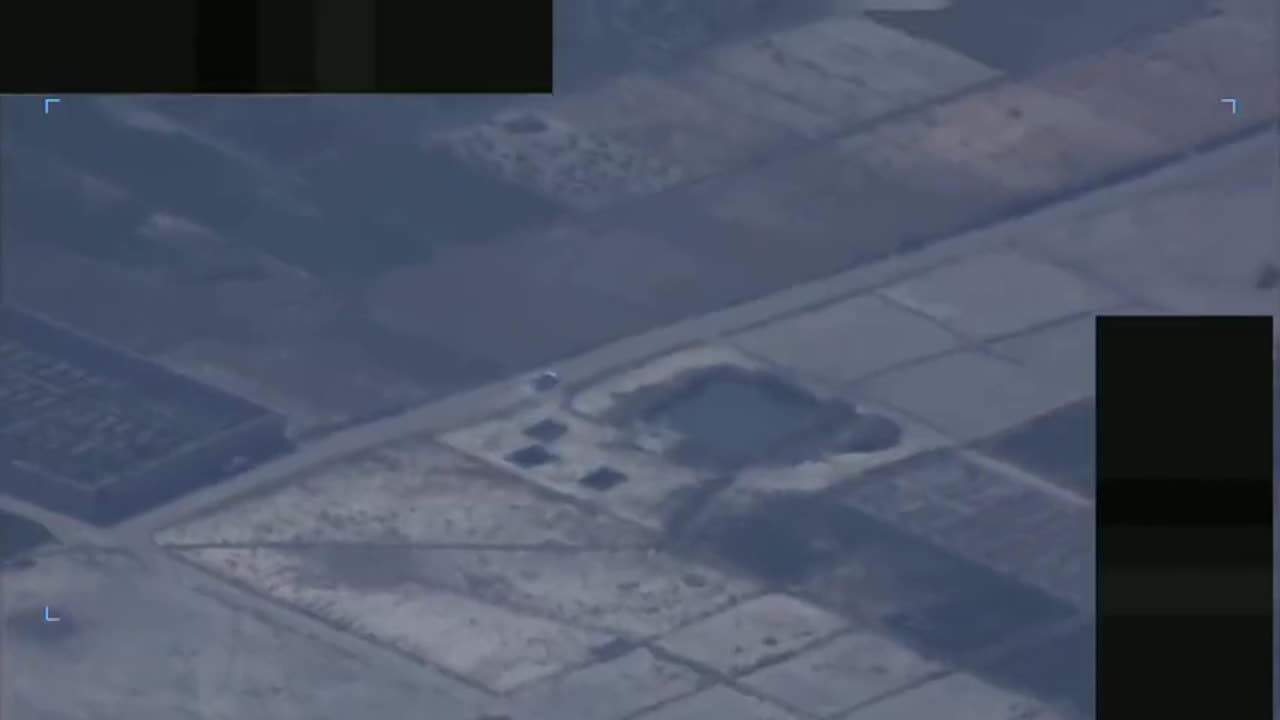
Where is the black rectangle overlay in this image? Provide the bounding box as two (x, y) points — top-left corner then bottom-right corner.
(1096, 315), (1272, 481)
(256, 1), (317, 92)
(1096, 314), (1274, 720)
(1100, 568), (1273, 616)
(315, 1), (376, 91)
(1102, 524), (1273, 568)
(1097, 477), (1272, 526)
(1098, 615), (1272, 716)
(0, 0), (550, 92)
(195, 0), (260, 92)
(1, 2), (197, 92)
(375, 2), (552, 93)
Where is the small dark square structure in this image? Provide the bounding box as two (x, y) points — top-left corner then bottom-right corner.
(523, 418), (569, 444)
(0, 306), (290, 525)
(504, 444), (558, 468)
(578, 466), (628, 492)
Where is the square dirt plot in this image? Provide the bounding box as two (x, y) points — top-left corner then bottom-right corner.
(696, 494), (1077, 660)
(729, 293), (959, 385)
(990, 312), (1102, 394)
(980, 398), (1096, 497)
(512, 648), (700, 720)
(838, 450), (1094, 610)
(656, 593), (847, 676)
(880, 251), (1117, 340)
(857, 350), (1085, 442)
(632, 685), (802, 720)
(983, 622), (1095, 717)
(741, 631), (943, 717)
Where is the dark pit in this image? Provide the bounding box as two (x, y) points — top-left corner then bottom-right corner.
(505, 444), (558, 468)
(523, 418), (569, 443)
(578, 466), (629, 491)
(623, 365), (906, 469)
(640, 366), (828, 467)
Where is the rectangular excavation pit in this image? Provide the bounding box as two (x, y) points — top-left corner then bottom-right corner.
(640, 366), (830, 467)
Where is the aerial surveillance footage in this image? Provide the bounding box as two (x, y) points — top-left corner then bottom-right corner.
(0, 0), (1277, 718)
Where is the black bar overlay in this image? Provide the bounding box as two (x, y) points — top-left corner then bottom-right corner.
(195, 0), (260, 93)
(372, 2), (551, 93)
(0, 3), (197, 93)
(1096, 315), (1274, 718)
(315, 1), (375, 92)
(1, 0), (550, 93)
